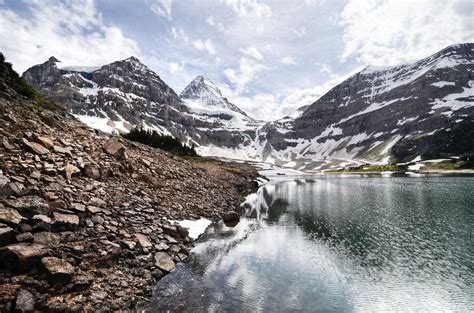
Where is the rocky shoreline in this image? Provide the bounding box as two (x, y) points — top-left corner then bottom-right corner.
(0, 94), (258, 311)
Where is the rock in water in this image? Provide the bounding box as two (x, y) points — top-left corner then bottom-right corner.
(154, 252), (176, 272)
(41, 256), (75, 284)
(15, 289), (36, 312)
(222, 211), (240, 223)
(103, 138), (127, 159)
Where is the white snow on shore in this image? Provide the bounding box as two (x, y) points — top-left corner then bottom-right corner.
(173, 218), (212, 240)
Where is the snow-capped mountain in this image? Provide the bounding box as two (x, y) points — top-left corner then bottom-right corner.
(22, 57), (259, 150)
(252, 42), (474, 169)
(22, 43), (473, 169)
(180, 75), (261, 130)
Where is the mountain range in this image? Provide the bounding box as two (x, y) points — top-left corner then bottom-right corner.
(22, 43), (474, 170)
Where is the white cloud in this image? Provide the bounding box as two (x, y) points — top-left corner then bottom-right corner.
(339, 0), (474, 66)
(169, 61), (184, 74)
(206, 16), (215, 26)
(0, 0), (139, 73)
(280, 56), (297, 65)
(291, 27), (306, 37)
(150, 0), (173, 21)
(224, 57), (267, 93)
(192, 39), (216, 55)
(171, 27), (189, 44)
(206, 15), (225, 32)
(222, 0), (271, 18)
(221, 68), (360, 121)
(239, 46), (263, 60)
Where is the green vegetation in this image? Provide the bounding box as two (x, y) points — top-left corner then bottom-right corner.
(122, 127), (198, 157)
(327, 163), (407, 173)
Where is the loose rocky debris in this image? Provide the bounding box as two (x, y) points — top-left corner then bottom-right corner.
(0, 93), (258, 311)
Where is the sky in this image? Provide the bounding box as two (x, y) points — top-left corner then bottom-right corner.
(0, 0), (472, 121)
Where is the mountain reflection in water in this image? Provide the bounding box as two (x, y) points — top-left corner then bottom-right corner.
(143, 176), (474, 312)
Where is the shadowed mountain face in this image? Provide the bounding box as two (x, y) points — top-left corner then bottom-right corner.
(22, 43), (474, 166)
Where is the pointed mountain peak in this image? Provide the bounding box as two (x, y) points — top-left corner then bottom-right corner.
(123, 56), (141, 63)
(47, 56), (61, 64)
(180, 75), (222, 99)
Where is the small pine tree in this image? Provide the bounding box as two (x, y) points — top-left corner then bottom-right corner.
(122, 127), (197, 157)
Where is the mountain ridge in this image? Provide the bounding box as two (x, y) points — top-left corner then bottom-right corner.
(21, 43), (474, 169)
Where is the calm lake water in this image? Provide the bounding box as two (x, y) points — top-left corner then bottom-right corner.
(144, 175), (474, 312)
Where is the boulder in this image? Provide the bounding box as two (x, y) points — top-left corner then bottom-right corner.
(63, 164), (80, 180)
(0, 182), (23, 197)
(16, 232), (34, 243)
(0, 208), (23, 225)
(41, 256), (75, 285)
(222, 211), (240, 223)
(0, 225), (14, 246)
(0, 243), (49, 271)
(134, 233), (152, 249)
(103, 138), (127, 159)
(5, 196), (50, 218)
(15, 289), (36, 312)
(52, 212), (79, 232)
(155, 242), (170, 251)
(36, 136), (54, 148)
(53, 145), (72, 156)
(33, 232), (60, 246)
(83, 164), (100, 180)
(154, 252), (176, 272)
(22, 139), (49, 155)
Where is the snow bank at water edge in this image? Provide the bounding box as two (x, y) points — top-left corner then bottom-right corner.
(172, 218), (212, 240)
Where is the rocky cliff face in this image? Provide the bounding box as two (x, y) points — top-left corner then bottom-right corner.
(23, 58), (259, 151)
(1, 56), (258, 311)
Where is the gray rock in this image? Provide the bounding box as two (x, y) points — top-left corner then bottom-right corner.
(5, 196), (50, 218)
(103, 138), (127, 159)
(15, 289), (36, 312)
(154, 252), (176, 272)
(0, 182), (23, 197)
(83, 164), (101, 180)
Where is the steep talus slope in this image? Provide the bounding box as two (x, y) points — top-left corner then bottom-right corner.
(1, 55), (257, 311)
